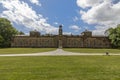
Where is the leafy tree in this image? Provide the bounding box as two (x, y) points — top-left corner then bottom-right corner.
(18, 31), (25, 35)
(105, 24), (120, 48)
(0, 18), (18, 47)
(0, 35), (4, 47)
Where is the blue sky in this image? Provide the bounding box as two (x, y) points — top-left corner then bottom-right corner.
(0, 0), (120, 35)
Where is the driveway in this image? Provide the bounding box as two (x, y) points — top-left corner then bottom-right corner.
(0, 49), (119, 56)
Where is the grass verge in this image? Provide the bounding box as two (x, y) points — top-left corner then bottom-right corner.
(64, 48), (120, 53)
(0, 48), (56, 54)
(0, 56), (120, 80)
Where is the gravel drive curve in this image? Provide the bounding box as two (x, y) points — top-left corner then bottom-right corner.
(0, 49), (119, 56)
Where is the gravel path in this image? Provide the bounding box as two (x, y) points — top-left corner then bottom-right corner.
(0, 49), (119, 56)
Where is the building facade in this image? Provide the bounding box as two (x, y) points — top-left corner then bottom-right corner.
(11, 25), (112, 48)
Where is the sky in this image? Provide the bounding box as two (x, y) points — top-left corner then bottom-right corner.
(0, 0), (120, 35)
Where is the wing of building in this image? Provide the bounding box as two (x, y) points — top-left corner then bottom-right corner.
(11, 25), (112, 48)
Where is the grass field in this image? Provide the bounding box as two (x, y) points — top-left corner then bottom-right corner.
(0, 56), (120, 80)
(0, 48), (56, 54)
(64, 48), (120, 53)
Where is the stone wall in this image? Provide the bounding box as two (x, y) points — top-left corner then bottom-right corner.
(62, 36), (111, 48)
(11, 36), (57, 48)
(11, 35), (111, 48)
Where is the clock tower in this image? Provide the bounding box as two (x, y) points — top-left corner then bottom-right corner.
(58, 25), (63, 48)
(59, 25), (63, 35)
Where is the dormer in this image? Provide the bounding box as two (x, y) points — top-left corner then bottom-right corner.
(30, 30), (40, 37)
(81, 30), (92, 37)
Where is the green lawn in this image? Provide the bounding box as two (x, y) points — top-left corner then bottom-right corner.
(64, 48), (120, 53)
(0, 56), (120, 80)
(0, 48), (56, 54)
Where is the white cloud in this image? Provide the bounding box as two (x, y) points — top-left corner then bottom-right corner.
(77, 0), (120, 35)
(69, 25), (81, 32)
(80, 1), (120, 25)
(92, 25), (110, 35)
(63, 32), (72, 35)
(30, 0), (41, 6)
(77, 0), (103, 8)
(0, 0), (58, 34)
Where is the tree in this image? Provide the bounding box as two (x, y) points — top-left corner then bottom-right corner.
(0, 35), (4, 47)
(105, 24), (120, 48)
(18, 31), (25, 35)
(0, 18), (18, 47)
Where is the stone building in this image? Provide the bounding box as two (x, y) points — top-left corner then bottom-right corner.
(11, 25), (111, 48)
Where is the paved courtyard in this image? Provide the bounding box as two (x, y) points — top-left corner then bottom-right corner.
(0, 49), (120, 56)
